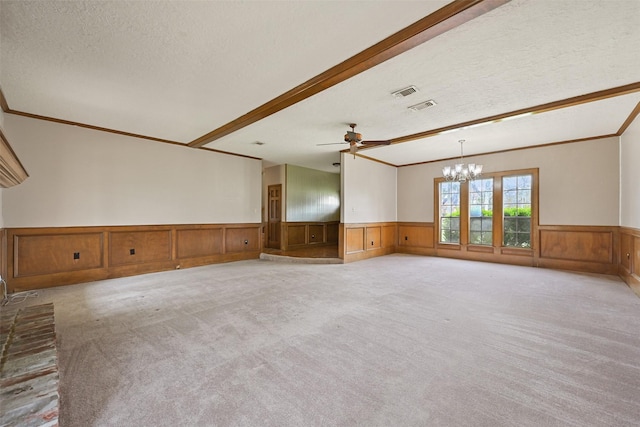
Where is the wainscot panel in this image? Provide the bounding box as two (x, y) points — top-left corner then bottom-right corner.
(0, 229), (6, 285)
(287, 224), (307, 247)
(397, 223), (435, 256)
(327, 223), (339, 244)
(225, 227), (260, 252)
(176, 227), (223, 259)
(620, 232), (632, 273)
(366, 227), (381, 250)
(346, 227), (365, 254)
(341, 223), (396, 262)
(382, 225), (397, 249)
(5, 223), (261, 292)
(309, 225), (324, 244)
(110, 230), (171, 266)
(619, 227), (640, 297)
(538, 225), (618, 275)
(281, 221), (339, 251)
(15, 232), (103, 277)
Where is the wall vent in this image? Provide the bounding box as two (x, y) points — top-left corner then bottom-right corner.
(391, 85), (419, 98)
(408, 99), (437, 112)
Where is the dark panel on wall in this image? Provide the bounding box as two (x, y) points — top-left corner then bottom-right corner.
(110, 230), (171, 266)
(327, 223), (339, 243)
(619, 227), (640, 297)
(309, 225), (324, 244)
(634, 236), (640, 276)
(0, 229), (6, 283)
(620, 232), (632, 271)
(287, 225), (306, 246)
(540, 230), (612, 263)
(14, 233), (103, 277)
(177, 228), (223, 259)
(226, 227), (260, 252)
(346, 228), (365, 254)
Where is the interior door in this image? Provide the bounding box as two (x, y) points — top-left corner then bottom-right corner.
(267, 184), (282, 249)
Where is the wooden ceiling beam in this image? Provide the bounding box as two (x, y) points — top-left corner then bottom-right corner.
(188, 0), (511, 148)
(389, 81), (640, 145)
(617, 101), (640, 135)
(0, 86), (9, 112)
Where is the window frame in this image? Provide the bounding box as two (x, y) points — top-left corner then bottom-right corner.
(434, 168), (538, 254)
(438, 180), (462, 245)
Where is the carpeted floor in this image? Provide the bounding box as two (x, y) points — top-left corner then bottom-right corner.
(15, 254), (640, 426)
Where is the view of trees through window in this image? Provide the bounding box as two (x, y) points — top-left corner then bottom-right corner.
(439, 181), (460, 243)
(437, 170), (535, 249)
(469, 178), (493, 245)
(503, 174), (532, 248)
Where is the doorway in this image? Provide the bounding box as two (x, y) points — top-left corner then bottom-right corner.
(267, 184), (282, 249)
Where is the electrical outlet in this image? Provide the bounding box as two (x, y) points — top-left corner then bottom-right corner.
(73, 252), (80, 260)
(130, 249), (135, 255)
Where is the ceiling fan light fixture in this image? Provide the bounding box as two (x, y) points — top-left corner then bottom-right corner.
(344, 131), (362, 143)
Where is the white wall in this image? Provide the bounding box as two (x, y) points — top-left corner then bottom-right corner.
(621, 115), (640, 229)
(398, 137), (619, 226)
(2, 115), (262, 227)
(342, 153), (396, 223)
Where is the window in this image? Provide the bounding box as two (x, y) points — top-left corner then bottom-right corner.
(435, 169), (536, 251)
(469, 178), (493, 245)
(439, 181), (460, 243)
(503, 174), (532, 248)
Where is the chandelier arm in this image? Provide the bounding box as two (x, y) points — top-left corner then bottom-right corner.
(441, 139), (482, 183)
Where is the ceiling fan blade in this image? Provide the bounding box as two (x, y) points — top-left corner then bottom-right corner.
(361, 140), (391, 146)
(316, 142), (347, 146)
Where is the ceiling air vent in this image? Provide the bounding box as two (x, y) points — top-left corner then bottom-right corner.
(408, 99), (437, 112)
(391, 85), (419, 98)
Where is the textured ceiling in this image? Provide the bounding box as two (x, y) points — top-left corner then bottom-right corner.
(1, 0), (639, 173)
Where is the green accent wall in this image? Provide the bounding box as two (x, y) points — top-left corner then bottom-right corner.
(286, 165), (340, 222)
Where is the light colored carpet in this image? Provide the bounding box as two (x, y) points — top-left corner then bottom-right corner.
(17, 254), (640, 426)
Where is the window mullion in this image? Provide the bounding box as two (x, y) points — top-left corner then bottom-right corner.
(493, 174), (503, 249)
(460, 181), (469, 246)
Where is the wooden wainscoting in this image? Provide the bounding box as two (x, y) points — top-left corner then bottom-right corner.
(340, 222), (396, 262)
(397, 222), (436, 256)
(619, 226), (640, 296)
(537, 225), (619, 275)
(281, 221), (339, 251)
(5, 223), (261, 292)
(1, 228), (7, 284)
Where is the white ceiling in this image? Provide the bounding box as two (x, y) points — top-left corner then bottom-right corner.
(1, 0), (639, 173)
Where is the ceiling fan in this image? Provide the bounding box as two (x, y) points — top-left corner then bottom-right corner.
(318, 124), (391, 156)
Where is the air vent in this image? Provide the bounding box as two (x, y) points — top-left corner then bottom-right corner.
(408, 99), (437, 112)
(391, 85), (419, 98)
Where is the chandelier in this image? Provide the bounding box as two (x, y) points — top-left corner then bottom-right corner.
(442, 139), (482, 182)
